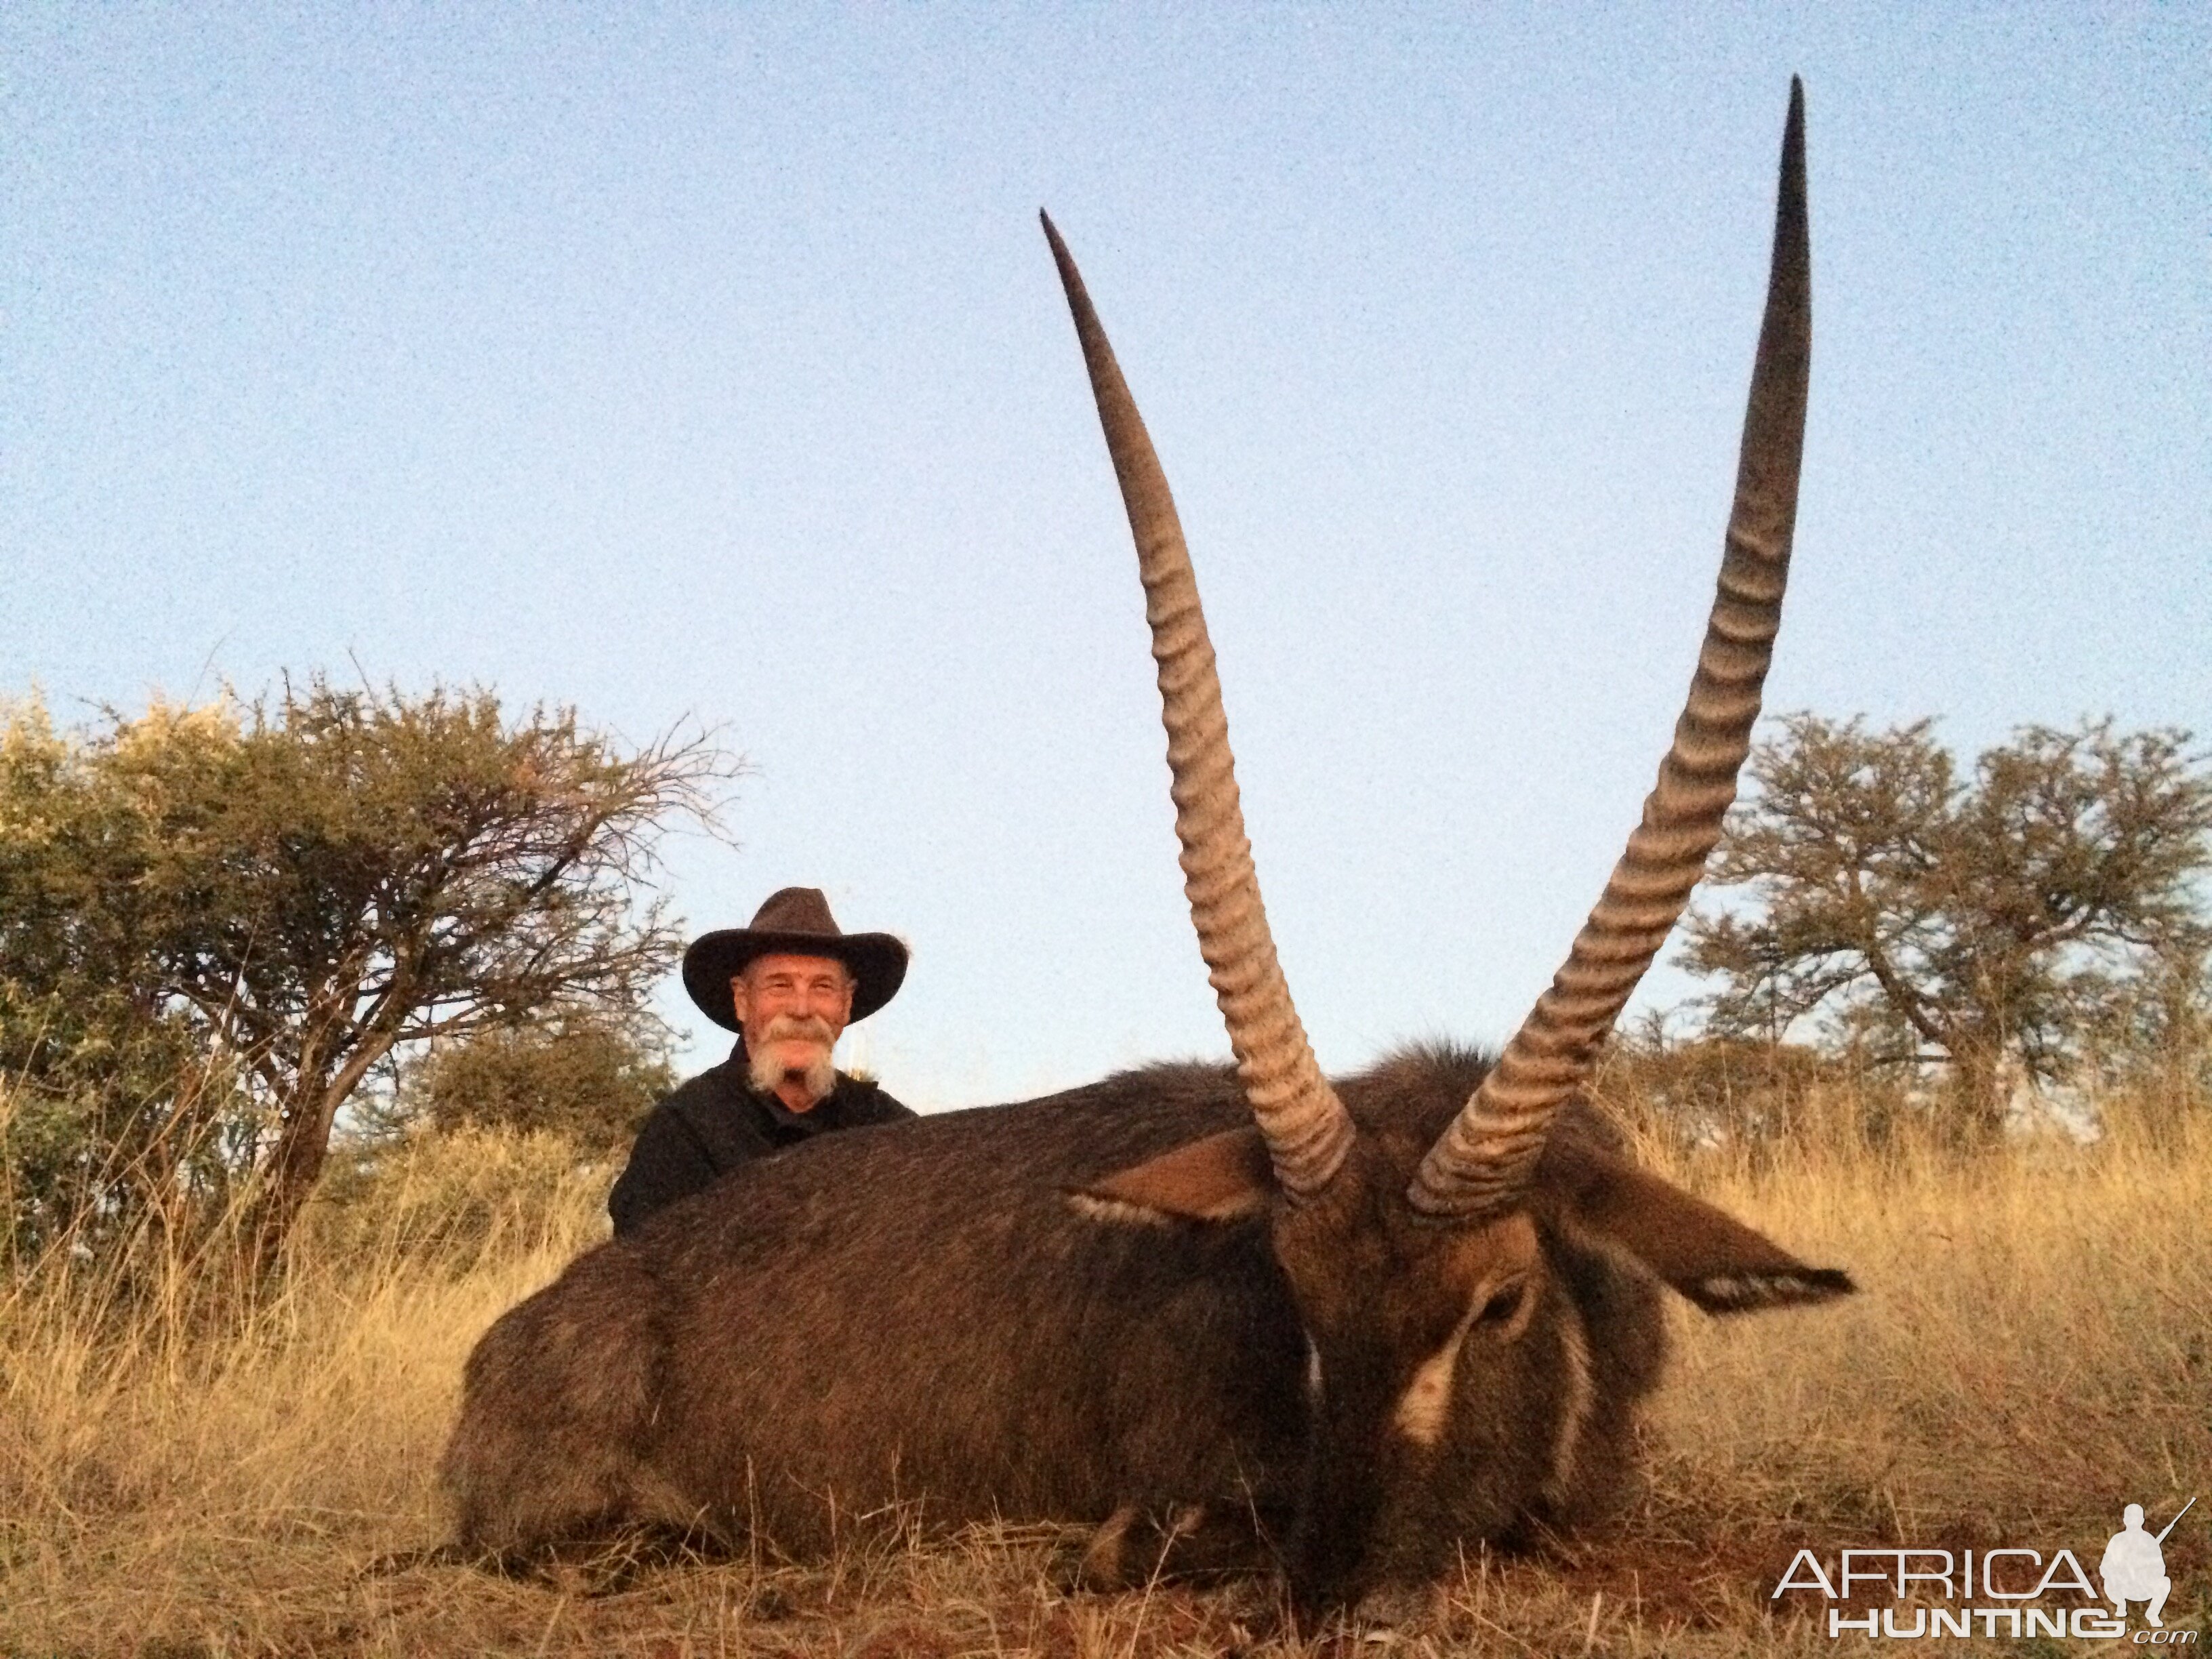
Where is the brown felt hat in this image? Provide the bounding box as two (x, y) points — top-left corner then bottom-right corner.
(681, 886), (909, 1033)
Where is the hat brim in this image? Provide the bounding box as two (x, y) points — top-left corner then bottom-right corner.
(681, 928), (909, 1032)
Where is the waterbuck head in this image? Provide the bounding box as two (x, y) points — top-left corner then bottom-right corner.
(1046, 81), (1849, 1612)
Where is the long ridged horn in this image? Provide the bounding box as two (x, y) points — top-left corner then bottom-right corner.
(1409, 80), (1812, 1220)
(1044, 212), (1355, 1198)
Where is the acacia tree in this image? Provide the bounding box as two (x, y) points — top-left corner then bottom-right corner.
(0, 679), (733, 1265)
(1680, 715), (2212, 1139)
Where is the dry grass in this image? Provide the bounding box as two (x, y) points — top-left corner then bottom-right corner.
(2, 1092), (2207, 1657)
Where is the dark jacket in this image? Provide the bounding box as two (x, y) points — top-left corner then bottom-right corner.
(607, 1042), (914, 1237)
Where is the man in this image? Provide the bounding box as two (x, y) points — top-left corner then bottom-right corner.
(2100, 1502), (2174, 1628)
(608, 886), (913, 1236)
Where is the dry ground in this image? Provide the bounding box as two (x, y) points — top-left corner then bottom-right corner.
(3, 1092), (2207, 1657)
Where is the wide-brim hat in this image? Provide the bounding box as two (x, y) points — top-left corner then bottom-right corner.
(681, 886), (909, 1033)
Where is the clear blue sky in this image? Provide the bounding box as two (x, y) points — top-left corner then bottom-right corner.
(5, 7), (2206, 1106)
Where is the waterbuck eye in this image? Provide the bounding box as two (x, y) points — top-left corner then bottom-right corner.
(1475, 1279), (1529, 1329)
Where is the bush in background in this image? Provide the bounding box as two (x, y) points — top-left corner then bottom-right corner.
(402, 1011), (674, 1155)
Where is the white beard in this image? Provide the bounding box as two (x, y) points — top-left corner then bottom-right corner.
(747, 1017), (838, 1105)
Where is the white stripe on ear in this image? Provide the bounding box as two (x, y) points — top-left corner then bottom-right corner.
(1688, 1267), (1854, 1312)
(1066, 1192), (1181, 1228)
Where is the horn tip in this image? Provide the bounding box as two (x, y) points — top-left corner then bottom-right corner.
(1040, 212), (1082, 297)
(1774, 79), (1808, 256)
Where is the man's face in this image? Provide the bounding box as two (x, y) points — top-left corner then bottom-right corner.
(731, 952), (855, 1110)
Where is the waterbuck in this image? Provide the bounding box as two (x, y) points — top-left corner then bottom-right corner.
(441, 81), (1851, 1615)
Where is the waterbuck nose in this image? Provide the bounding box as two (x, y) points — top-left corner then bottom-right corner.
(1285, 1515), (1376, 1622)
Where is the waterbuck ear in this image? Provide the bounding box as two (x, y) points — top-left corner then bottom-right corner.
(1544, 1143), (1856, 1314)
(1069, 1127), (1277, 1225)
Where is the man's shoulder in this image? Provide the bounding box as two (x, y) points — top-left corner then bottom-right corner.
(662, 1058), (744, 1110)
(650, 1057), (771, 1142)
(609, 1056), (766, 1235)
(834, 1075), (917, 1125)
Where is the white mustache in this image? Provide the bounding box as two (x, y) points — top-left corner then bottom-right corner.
(759, 1015), (836, 1048)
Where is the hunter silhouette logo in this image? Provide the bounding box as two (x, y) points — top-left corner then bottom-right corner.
(2104, 1499), (2192, 1630)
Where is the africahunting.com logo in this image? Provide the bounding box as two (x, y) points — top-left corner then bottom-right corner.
(1773, 1499), (2198, 1642)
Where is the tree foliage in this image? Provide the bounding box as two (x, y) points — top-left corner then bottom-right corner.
(0, 679), (732, 1264)
(401, 1010), (676, 1153)
(1680, 714), (2212, 1136)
